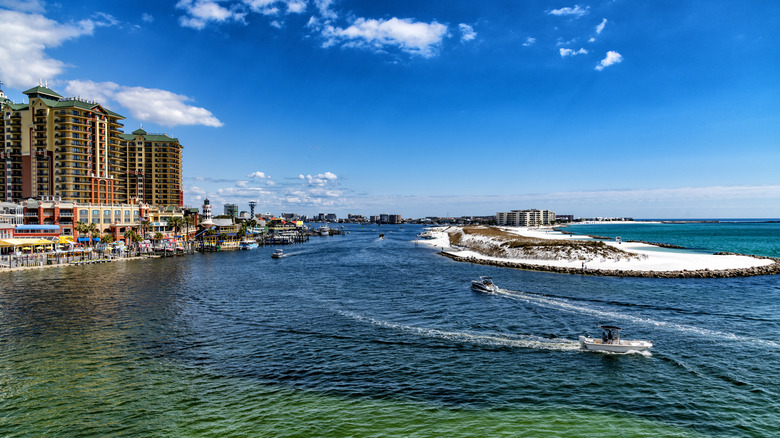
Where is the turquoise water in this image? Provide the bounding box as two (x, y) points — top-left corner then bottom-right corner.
(565, 221), (780, 258)
(1, 225), (779, 436)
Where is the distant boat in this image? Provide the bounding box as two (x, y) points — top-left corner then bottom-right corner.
(271, 249), (285, 259)
(379, 233), (385, 239)
(579, 325), (653, 353)
(471, 276), (497, 293)
(320, 226), (330, 236)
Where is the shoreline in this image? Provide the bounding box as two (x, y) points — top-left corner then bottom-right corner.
(439, 250), (780, 278)
(0, 253), (167, 273)
(422, 226), (779, 278)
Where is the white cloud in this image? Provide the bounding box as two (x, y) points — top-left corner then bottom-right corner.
(595, 18), (607, 34)
(317, 17), (448, 57)
(548, 5), (589, 18)
(299, 172), (338, 186)
(314, 0), (337, 19)
(560, 47), (588, 57)
(0, 0), (45, 13)
(65, 80), (223, 127)
(458, 23), (476, 42)
(217, 186), (269, 197)
(176, 0), (246, 29)
(142, 13), (154, 23)
(0, 10), (103, 88)
(243, 0), (307, 15)
(91, 12), (119, 28)
(595, 50), (623, 71)
(244, 0), (278, 15)
(523, 37), (536, 47)
(186, 169), (346, 211)
(63, 80), (120, 104)
(285, 0), (306, 14)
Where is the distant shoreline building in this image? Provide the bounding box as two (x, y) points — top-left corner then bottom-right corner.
(224, 203), (238, 218)
(496, 209), (556, 226)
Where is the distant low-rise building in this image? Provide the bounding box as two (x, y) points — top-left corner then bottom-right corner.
(496, 209), (556, 226)
(224, 204), (238, 218)
(0, 202), (24, 224)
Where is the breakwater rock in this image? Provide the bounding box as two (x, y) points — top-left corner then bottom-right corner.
(439, 252), (780, 278)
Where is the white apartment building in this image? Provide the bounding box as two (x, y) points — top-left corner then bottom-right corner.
(496, 209), (556, 226)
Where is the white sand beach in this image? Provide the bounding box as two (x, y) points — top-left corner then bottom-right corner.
(420, 226), (774, 274)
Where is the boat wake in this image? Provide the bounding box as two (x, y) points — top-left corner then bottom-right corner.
(337, 310), (580, 352)
(495, 288), (780, 349)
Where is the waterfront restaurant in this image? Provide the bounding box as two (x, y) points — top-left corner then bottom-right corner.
(0, 223), (61, 254)
(13, 224), (62, 239)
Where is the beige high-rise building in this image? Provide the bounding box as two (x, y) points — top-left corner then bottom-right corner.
(0, 85), (183, 207)
(120, 129), (183, 207)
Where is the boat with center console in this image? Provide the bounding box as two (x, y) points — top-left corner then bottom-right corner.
(579, 325), (653, 353)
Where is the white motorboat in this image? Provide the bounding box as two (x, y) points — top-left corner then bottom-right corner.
(239, 241), (258, 250)
(271, 249), (285, 259)
(579, 325), (653, 353)
(471, 276), (497, 293)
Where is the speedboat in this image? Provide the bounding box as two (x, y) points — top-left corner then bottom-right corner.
(579, 325), (653, 353)
(271, 249), (284, 259)
(471, 276), (497, 293)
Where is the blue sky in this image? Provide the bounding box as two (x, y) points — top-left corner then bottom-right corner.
(1, 0), (779, 218)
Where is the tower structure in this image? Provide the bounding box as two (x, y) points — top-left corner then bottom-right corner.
(201, 198), (213, 225)
(249, 200), (257, 218)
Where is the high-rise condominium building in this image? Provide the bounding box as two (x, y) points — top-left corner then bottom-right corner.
(0, 85), (183, 207)
(120, 129), (183, 207)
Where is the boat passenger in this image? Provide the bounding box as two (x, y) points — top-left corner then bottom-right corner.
(601, 331), (608, 343)
(607, 330), (613, 344)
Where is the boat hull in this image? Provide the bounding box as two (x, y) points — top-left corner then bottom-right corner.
(471, 282), (497, 293)
(579, 336), (652, 353)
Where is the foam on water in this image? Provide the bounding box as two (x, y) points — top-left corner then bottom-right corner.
(337, 309), (580, 351)
(494, 288), (780, 349)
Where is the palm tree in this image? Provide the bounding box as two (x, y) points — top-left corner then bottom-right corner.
(75, 221), (88, 243)
(101, 234), (114, 244)
(123, 229), (141, 243)
(86, 222), (99, 247)
(138, 219), (150, 240)
(166, 216), (184, 238)
(182, 215), (195, 241)
(154, 232), (164, 240)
